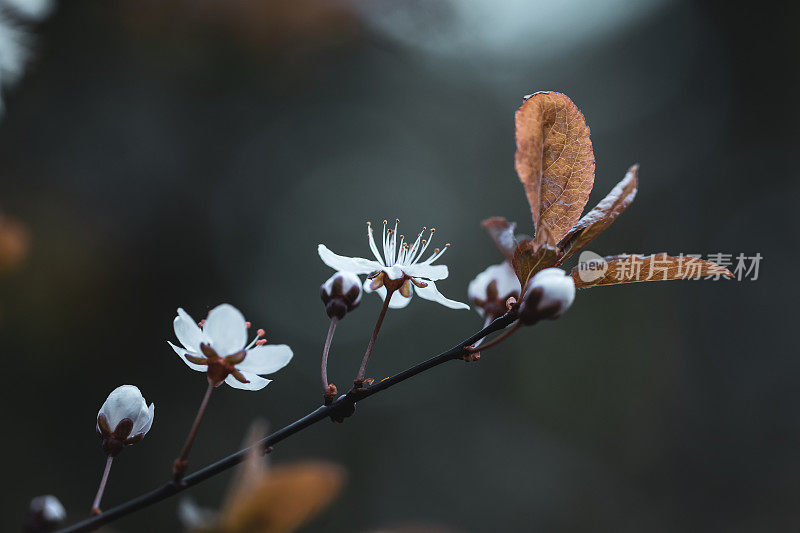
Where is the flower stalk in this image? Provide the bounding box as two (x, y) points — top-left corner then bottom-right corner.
(321, 316), (339, 404)
(91, 456), (114, 516)
(173, 380), (215, 481)
(355, 288), (395, 387)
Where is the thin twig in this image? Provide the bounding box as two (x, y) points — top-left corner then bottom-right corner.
(466, 321), (520, 353)
(90, 456), (114, 516)
(55, 312), (517, 533)
(469, 316), (494, 349)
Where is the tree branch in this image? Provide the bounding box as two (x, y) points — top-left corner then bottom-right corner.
(55, 312), (517, 533)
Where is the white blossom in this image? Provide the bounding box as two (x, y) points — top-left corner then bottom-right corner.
(320, 271), (362, 319)
(467, 261), (521, 318)
(0, 0), (54, 115)
(518, 268), (575, 323)
(96, 385), (154, 455)
(318, 219), (468, 310)
(168, 303), (293, 391)
(25, 495), (66, 531)
(31, 495), (66, 522)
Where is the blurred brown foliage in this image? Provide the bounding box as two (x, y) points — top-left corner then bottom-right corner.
(118, 0), (361, 55)
(184, 423), (345, 533)
(0, 213), (29, 275)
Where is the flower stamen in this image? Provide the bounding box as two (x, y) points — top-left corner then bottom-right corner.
(366, 221), (385, 266)
(244, 326), (267, 350)
(424, 243), (450, 264)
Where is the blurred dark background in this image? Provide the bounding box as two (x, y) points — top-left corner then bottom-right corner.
(2, 0), (798, 531)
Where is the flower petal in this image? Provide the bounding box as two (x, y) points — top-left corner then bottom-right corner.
(168, 341), (208, 371)
(224, 371), (271, 391)
(178, 498), (218, 531)
(99, 385), (147, 431)
(203, 304), (248, 356)
(383, 265), (406, 280)
(318, 244), (381, 274)
(132, 403), (155, 436)
(363, 279), (413, 309)
(467, 262), (520, 302)
(237, 344), (293, 375)
(174, 308), (205, 352)
(402, 263), (449, 281)
(413, 280), (470, 309)
(525, 267), (575, 318)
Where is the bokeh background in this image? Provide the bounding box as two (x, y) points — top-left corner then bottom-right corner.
(2, 0), (798, 531)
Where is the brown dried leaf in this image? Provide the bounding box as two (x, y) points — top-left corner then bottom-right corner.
(511, 239), (558, 293)
(515, 91), (595, 243)
(532, 219), (557, 249)
(557, 164), (638, 263)
(481, 217), (517, 262)
(220, 461), (345, 533)
(569, 253), (734, 289)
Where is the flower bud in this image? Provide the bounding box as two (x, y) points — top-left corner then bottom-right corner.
(96, 385), (155, 457)
(23, 495), (66, 533)
(517, 268), (575, 325)
(468, 262), (521, 320)
(320, 271), (362, 320)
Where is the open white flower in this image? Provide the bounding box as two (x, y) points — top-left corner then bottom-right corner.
(318, 219), (468, 310)
(96, 385), (155, 456)
(168, 303), (293, 391)
(468, 261), (521, 319)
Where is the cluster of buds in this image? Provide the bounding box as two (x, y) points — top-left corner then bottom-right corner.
(96, 385), (155, 457)
(517, 268), (575, 325)
(320, 271), (362, 319)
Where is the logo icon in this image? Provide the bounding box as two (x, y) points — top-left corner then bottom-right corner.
(577, 251), (608, 283)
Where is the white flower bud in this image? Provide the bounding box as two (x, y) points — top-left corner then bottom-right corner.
(518, 268), (575, 324)
(23, 495), (66, 533)
(468, 262), (521, 319)
(320, 271), (362, 319)
(96, 385), (155, 456)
